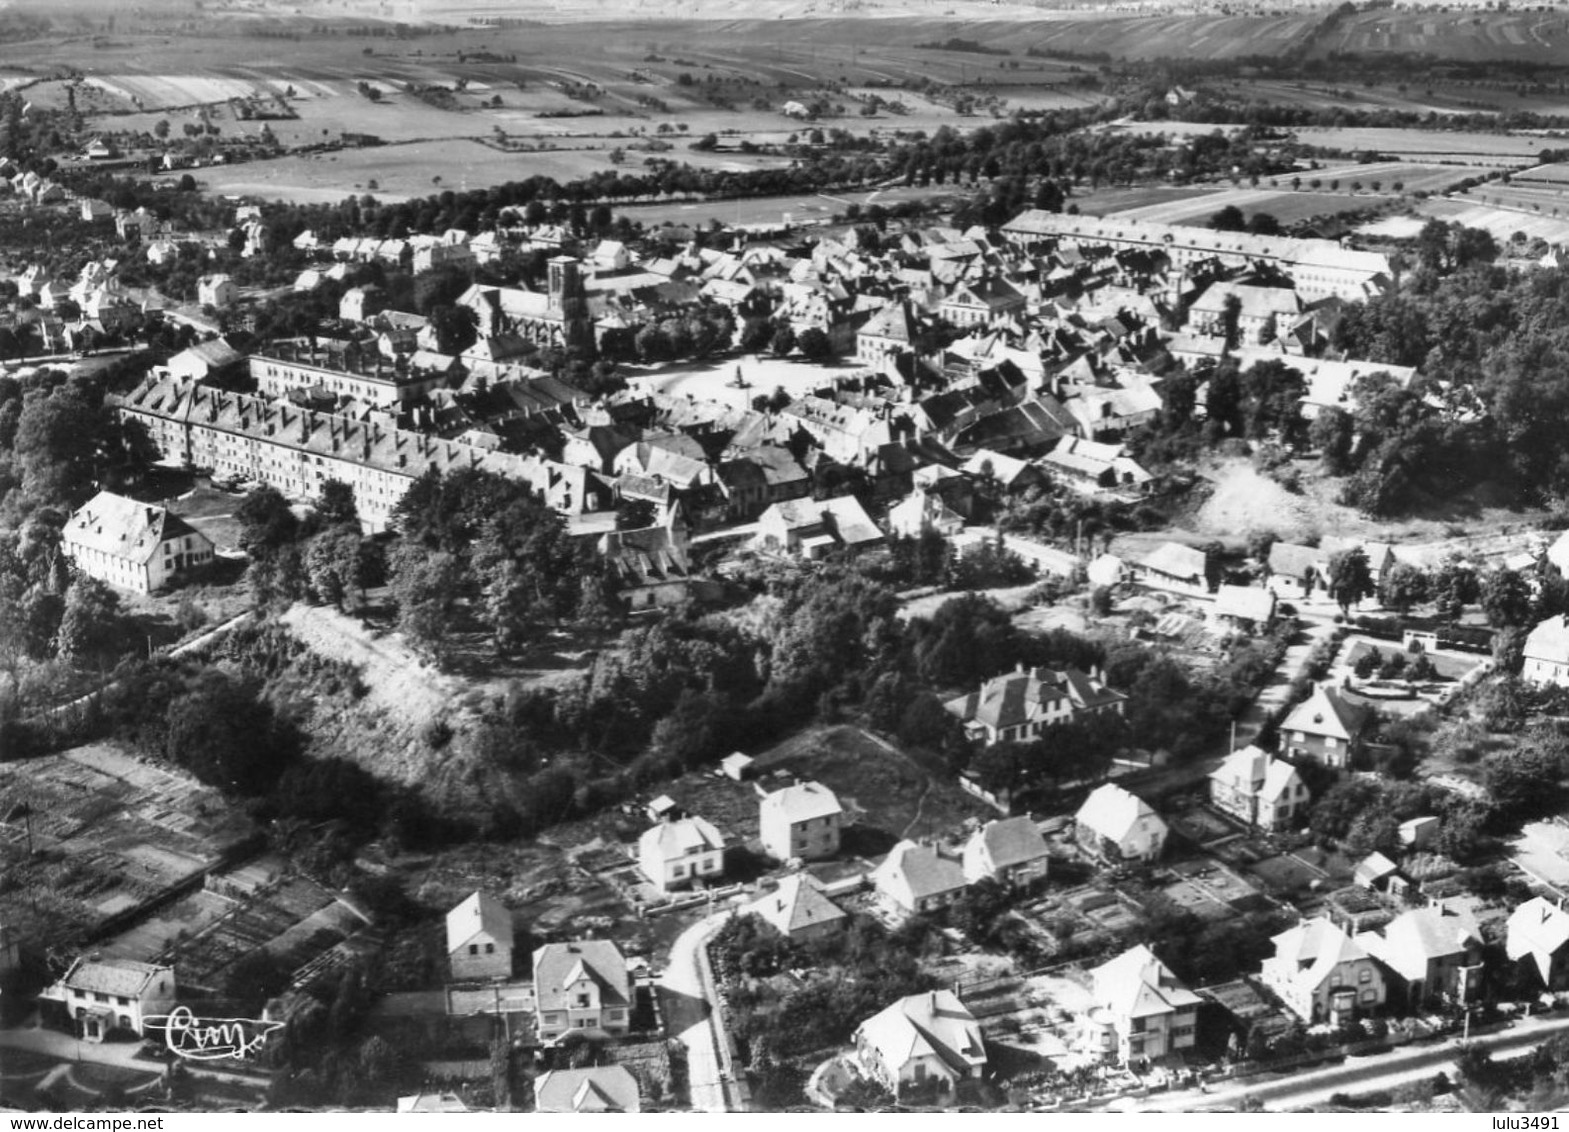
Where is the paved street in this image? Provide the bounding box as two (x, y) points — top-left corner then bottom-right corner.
(659, 912), (734, 1112)
(1125, 1011), (1569, 1111)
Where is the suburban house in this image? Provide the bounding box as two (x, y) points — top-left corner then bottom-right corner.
(1211, 584), (1277, 631)
(871, 840), (969, 918)
(1355, 905), (1482, 1011)
(1207, 746), (1310, 831)
(961, 817), (1050, 887)
(1523, 615), (1569, 688)
(1135, 541), (1210, 594)
(63, 490), (216, 594)
(1265, 541), (1324, 602)
(747, 873), (847, 943)
(1040, 436), (1152, 494)
(753, 495), (884, 558)
(445, 890), (514, 982)
(759, 781), (844, 862)
(53, 957), (177, 1041)
(943, 664), (1127, 747)
(1280, 684), (1369, 768)
(1506, 897), (1569, 989)
(886, 487), (966, 538)
(1259, 917), (1387, 1024)
(853, 990), (987, 1098)
(532, 940), (633, 1043)
(533, 1065), (641, 1113)
(636, 814), (726, 892)
(1081, 945), (1201, 1065)
(1075, 783), (1167, 864)
(197, 274), (236, 309)
(396, 1092), (471, 1113)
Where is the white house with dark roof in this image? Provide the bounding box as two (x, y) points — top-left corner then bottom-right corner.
(1082, 945), (1201, 1064)
(63, 490), (215, 594)
(1281, 683), (1369, 768)
(532, 940), (632, 1043)
(1507, 896), (1569, 989)
(853, 990), (987, 1098)
(1075, 783), (1166, 864)
(1208, 746), (1309, 831)
(962, 817), (1049, 887)
(759, 781), (843, 862)
(53, 957), (176, 1041)
(534, 1065), (641, 1113)
(944, 664), (1126, 748)
(1266, 541), (1325, 601)
(871, 840), (968, 919)
(637, 814), (725, 892)
(857, 299), (919, 366)
(1355, 905), (1482, 1011)
(1524, 615), (1569, 688)
(197, 273), (236, 309)
(1259, 916), (1386, 1024)
(747, 873), (847, 943)
(446, 890), (514, 981)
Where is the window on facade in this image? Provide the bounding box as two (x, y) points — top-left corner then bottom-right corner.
(469, 944), (478, 955)
(1358, 967), (1371, 984)
(485, 943), (495, 954)
(1360, 989), (1376, 1003)
(576, 994), (590, 1008)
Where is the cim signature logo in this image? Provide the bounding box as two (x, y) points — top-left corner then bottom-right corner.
(146, 1005), (285, 1061)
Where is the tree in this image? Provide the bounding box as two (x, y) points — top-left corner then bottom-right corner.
(388, 541), (462, 660)
(1327, 547), (1374, 615)
(1480, 567), (1533, 628)
(796, 326), (833, 361)
(166, 671), (293, 795)
(616, 498), (657, 530)
(1211, 204), (1246, 232)
(1378, 563), (1429, 615)
(305, 526), (372, 611)
(1310, 406), (1355, 475)
(770, 324), (797, 357)
(55, 575), (123, 662)
(237, 485), (300, 557)
(315, 479), (359, 529)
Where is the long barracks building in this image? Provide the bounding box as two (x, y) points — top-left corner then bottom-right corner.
(115, 374), (608, 533)
(1001, 210), (1393, 303)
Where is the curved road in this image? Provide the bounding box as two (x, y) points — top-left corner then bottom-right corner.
(660, 912), (736, 1113)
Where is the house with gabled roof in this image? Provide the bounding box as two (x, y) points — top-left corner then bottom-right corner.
(961, 817), (1049, 888)
(62, 490), (215, 594)
(1075, 783), (1166, 864)
(753, 495), (883, 559)
(598, 523), (692, 613)
(1524, 615), (1569, 688)
(857, 299), (920, 367)
(1281, 683), (1369, 769)
(1208, 746), (1309, 831)
(1134, 541), (1210, 595)
(637, 814), (725, 892)
(534, 1065), (641, 1113)
(759, 781), (843, 862)
(853, 990), (987, 1098)
(1212, 584), (1278, 632)
(871, 840), (968, 919)
(940, 274), (1027, 327)
(1081, 945), (1201, 1065)
(1266, 541), (1324, 602)
(532, 940), (633, 1043)
(1507, 896), (1569, 990)
(747, 873), (847, 943)
(1259, 916), (1386, 1024)
(1356, 904), (1482, 1011)
(396, 1091), (471, 1113)
(52, 957), (177, 1042)
(944, 664), (1126, 748)
(446, 891), (514, 982)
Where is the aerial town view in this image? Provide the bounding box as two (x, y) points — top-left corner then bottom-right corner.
(13, 0), (1569, 1118)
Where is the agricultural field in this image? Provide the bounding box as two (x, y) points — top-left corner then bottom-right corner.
(1107, 187), (1377, 226)
(1289, 126), (1550, 163)
(1416, 195), (1569, 244)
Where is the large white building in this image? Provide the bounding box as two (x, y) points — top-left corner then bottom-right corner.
(637, 815), (725, 892)
(52, 957), (177, 1042)
(1524, 615), (1569, 688)
(1082, 945), (1201, 1065)
(759, 781), (844, 862)
(445, 890), (514, 982)
(62, 490), (215, 593)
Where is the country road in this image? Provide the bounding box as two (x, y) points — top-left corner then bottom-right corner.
(1125, 1011), (1569, 1111)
